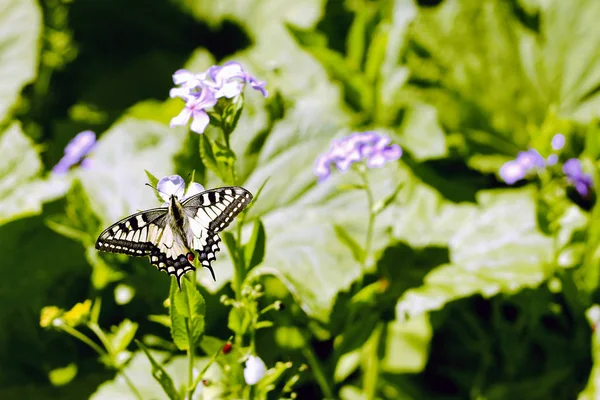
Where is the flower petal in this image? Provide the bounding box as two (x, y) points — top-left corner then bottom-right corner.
(65, 130), (96, 160)
(243, 355), (266, 385)
(190, 110), (210, 134)
(563, 158), (583, 177)
(499, 160), (526, 185)
(170, 107), (192, 127)
(183, 182), (206, 200)
(216, 81), (244, 99)
(173, 69), (195, 85)
(215, 62), (245, 84)
(248, 76), (268, 97)
(157, 175), (185, 202)
(52, 157), (76, 175)
(516, 149), (545, 170)
(169, 87), (192, 99)
(314, 154), (332, 181)
(551, 133), (566, 151)
(547, 154), (559, 166)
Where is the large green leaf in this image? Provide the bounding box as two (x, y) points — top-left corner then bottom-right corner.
(0, 0), (41, 119)
(0, 122), (68, 225)
(396, 188), (553, 318)
(519, 0), (600, 122)
(404, 0), (542, 170)
(78, 117), (187, 226)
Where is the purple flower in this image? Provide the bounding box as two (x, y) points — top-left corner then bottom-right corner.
(169, 88), (217, 134)
(516, 149), (545, 169)
(206, 62), (268, 99)
(169, 62), (267, 134)
(314, 131), (402, 181)
(547, 154), (559, 166)
(551, 133), (565, 151)
(563, 158), (594, 198)
(499, 160), (526, 185)
(52, 130), (96, 174)
(157, 175), (205, 206)
(499, 149), (545, 185)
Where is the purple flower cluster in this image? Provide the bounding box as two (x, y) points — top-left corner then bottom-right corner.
(52, 130), (96, 174)
(499, 133), (565, 185)
(498, 133), (594, 198)
(169, 62), (267, 134)
(563, 158), (593, 198)
(314, 131), (402, 181)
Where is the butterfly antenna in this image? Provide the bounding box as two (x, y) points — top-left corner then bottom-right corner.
(173, 172), (193, 197)
(145, 183), (169, 197)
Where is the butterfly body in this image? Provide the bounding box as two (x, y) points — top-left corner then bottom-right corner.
(95, 186), (252, 288)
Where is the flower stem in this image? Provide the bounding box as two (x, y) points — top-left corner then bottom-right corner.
(302, 345), (334, 399)
(58, 324), (106, 358)
(359, 169), (376, 274)
(187, 325), (195, 400)
(121, 370), (144, 400)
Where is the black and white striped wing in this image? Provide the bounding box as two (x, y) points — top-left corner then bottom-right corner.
(182, 187), (253, 278)
(95, 209), (168, 256)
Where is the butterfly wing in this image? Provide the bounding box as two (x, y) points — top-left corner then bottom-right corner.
(95, 208), (168, 256)
(95, 208), (194, 284)
(182, 186), (253, 279)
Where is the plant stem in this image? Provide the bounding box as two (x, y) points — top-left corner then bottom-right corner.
(121, 370), (145, 400)
(363, 323), (383, 400)
(187, 326), (195, 400)
(302, 345), (334, 399)
(359, 169), (376, 274)
(58, 324), (106, 358)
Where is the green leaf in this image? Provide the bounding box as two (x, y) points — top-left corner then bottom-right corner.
(0, 123), (68, 226)
(227, 306), (252, 336)
(78, 117), (187, 227)
(244, 219), (266, 271)
(135, 341), (181, 400)
(109, 319), (139, 355)
(144, 170), (164, 204)
(45, 179), (102, 246)
(404, 0), (536, 167)
(0, 0), (41, 118)
(396, 103), (448, 161)
(199, 133), (231, 183)
(380, 314), (431, 373)
(396, 188), (553, 319)
(287, 24), (374, 112)
(173, 278), (206, 348)
(255, 361), (294, 398)
(222, 231), (242, 271)
(333, 224), (364, 264)
(48, 363), (78, 387)
(520, 0), (600, 122)
(169, 279), (188, 351)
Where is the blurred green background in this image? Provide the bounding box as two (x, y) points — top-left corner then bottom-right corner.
(4, 0), (600, 398)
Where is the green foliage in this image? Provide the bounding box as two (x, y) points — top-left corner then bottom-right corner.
(6, 0), (600, 398)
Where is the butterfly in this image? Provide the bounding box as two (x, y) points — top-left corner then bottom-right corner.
(95, 185), (253, 288)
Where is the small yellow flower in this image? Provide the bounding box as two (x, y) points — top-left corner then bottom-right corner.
(40, 306), (63, 328)
(62, 299), (92, 327)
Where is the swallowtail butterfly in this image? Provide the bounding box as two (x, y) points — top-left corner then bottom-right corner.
(95, 186), (253, 288)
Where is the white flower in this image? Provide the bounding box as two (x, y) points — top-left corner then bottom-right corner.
(243, 355), (266, 385)
(114, 284), (135, 305)
(156, 175), (205, 206)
